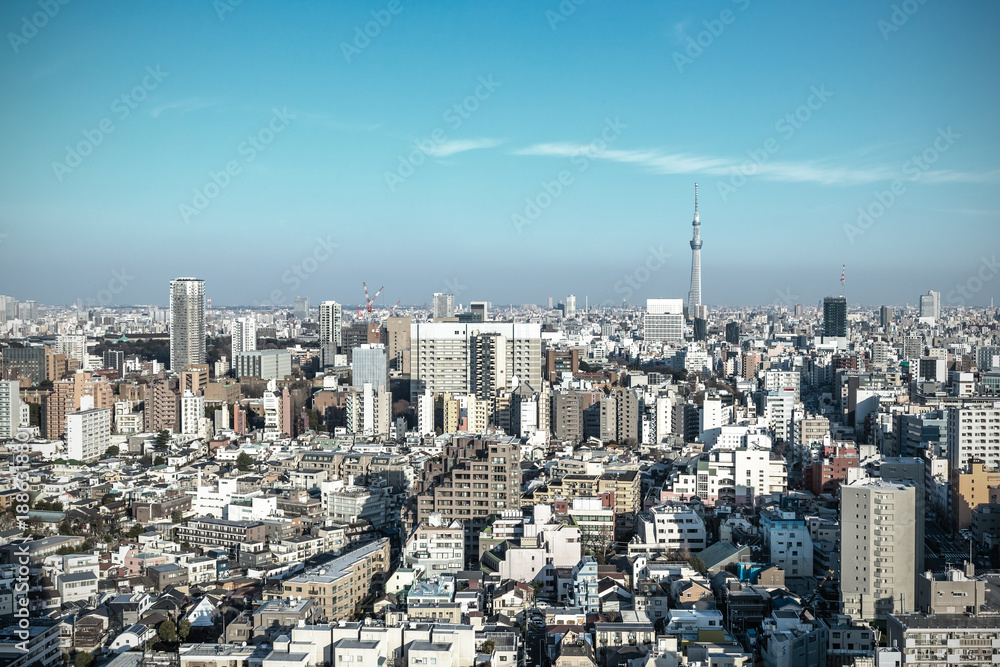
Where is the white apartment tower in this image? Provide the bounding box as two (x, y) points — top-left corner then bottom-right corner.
(319, 301), (343, 348)
(432, 293), (455, 320)
(231, 317), (257, 357)
(0, 381), (20, 439)
(169, 278), (206, 371)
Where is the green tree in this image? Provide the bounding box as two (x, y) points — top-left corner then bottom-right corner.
(155, 430), (170, 448)
(171, 509), (185, 524)
(58, 521), (74, 536)
(481, 640), (495, 655)
(235, 452), (255, 472)
(127, 524), (145, 539)
(153, 456), (166, 466)
(687, 556), (708, 576)
(75, 652), (95, 667)
(178, 619), (192, 641)
(157, 619), (178, 644)
(105, 445), (120, 457)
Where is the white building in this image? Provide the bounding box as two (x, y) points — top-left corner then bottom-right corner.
(65, 402), (111, 462)
(410, 323), (542, 402)
(180, 390), (204, 436)
(947, 402), (1000, 471)
(760, 509), (814, 578)
(0, 380), (20, 439)
(231, 317), (257, 356)
(629, 503), (707, 555)
(404, 517), (465, 576)
(645, 298), (684, 343)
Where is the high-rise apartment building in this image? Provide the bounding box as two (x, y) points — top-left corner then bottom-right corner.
(45, 371), (114, 440)
(840, 477), (924, 620)
(384, 316), (411, 372)
(823, 296), (847, 338)
(947, 402), (1000, 471)
(470, 301), (488, 321)
(645, 299), (684, 342)
(145, 379), (179, 433)
(433, 293), (455, 319)
(66, 403), (112, 462)
(410, 323), (542, 402)
(231, 317), (257, 357)
(415, 435), (521, 554)
(0, 381), (20, 439)
(318, 301), (343, 349)
(169, 278), (206, 371)
(725, 322), (741, 345)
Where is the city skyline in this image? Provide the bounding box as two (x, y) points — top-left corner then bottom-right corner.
(1, 1), (999, 307)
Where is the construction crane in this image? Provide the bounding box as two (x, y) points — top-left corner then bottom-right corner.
(356, 282), (385, 320)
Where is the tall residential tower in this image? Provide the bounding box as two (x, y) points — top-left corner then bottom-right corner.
(169, 278), (206, 371)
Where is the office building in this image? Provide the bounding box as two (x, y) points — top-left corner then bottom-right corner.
(565, 294), (576, 319)
(410, 322), (542, 402)
(880, 305), (893, 330)
(688, 183), (703, 311)
(352, 344), (388, 390)
(823, 296), (847, 338)
(725, 321), (741, 345)
(0, 381), (20, 439)
(234, 349), (292, 381)
(231, 317), (257, 356)
(433, 292), (455, 319)
(470, 301), (488, 321)
(293, 296), (309, 321)
(918, 290), (940, 321)
(645, 298), (684, 342)
(384, 316), (411, 372)
(840, 477), (924, 620)
(169, 278), (206, 371)
(1, 346), (46, 384)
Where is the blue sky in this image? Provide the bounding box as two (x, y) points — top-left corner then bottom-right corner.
(1, 0), (998, 308)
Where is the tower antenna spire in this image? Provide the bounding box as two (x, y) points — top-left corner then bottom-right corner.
(841, 264), (845, 297)
(694, 183), (699, 221)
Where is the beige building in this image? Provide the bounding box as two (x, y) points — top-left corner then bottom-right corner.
(949, 459), (1000, 532)
(279, 538), (390, 620)
(45, 371), (114, 439)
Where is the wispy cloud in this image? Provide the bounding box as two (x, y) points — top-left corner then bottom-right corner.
(150, 98), (221, 118)
(424, 138), (504, 158)
(511, 143), (1000, 186)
